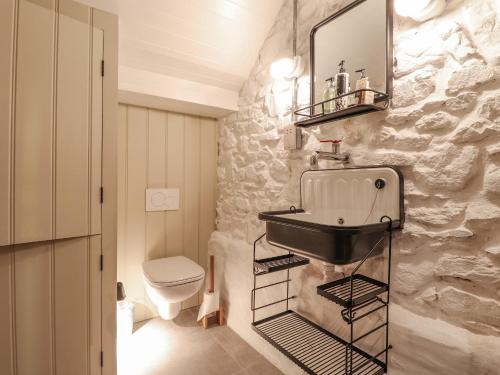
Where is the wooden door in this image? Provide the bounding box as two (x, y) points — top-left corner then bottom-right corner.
(0, 1), (109, 374)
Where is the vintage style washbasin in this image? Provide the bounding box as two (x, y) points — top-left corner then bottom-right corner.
(258, 166), (404, 265)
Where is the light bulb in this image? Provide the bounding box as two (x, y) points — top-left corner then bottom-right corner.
(269, 56), (303, 80)
(394, 0), (446, 22)
(394, 0), (431, 17)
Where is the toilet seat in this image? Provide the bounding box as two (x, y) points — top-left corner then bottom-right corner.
(142, 256), (205, 287)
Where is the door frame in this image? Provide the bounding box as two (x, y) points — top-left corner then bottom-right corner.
(92, 8), (118, 375)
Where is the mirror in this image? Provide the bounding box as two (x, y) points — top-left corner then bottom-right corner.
(311, 0), (393, 115)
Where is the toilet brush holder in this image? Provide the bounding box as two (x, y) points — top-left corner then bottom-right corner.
(197, 255), (224, 328)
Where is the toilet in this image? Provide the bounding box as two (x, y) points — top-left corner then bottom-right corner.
(142, 256), (205, 320)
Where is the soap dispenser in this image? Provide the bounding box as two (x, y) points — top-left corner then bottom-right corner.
(335, 60), (349, 111)
(355, 68), (374, 105)
(322, 77), (336, 113)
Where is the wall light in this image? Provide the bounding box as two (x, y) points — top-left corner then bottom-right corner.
(394, 0), (446, 22)
(270, 56), (303, 80)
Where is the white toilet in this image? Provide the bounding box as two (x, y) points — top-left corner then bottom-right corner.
(142, 256), (205, 320)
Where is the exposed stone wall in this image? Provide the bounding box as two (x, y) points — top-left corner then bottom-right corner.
(210, 0), (500, 374)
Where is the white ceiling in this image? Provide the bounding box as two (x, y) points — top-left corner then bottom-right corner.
(78, 0), (284, 91)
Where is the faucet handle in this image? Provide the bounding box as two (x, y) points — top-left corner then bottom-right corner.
(320, 139), (341, 153)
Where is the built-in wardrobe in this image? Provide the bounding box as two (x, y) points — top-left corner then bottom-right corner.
(0, 1), (117, 374)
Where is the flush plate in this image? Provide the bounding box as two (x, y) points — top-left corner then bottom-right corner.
(145, 188), (180, 212)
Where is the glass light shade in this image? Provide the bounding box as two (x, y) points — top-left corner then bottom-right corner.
(395, 0), (446, 22)
(270, 56), (302, 80)
(394, 0), (431, 17)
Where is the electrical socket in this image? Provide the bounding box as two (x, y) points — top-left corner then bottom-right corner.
(283, 125), (302, 150)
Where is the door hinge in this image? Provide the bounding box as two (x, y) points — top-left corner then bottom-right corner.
(100, 187), (104, 204)
(99, 255), (103, 271)
(100, 351), (104, 367)
(101, 60), (104, 77)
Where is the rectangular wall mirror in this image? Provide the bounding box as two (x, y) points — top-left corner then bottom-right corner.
(310, 0), (393, 117)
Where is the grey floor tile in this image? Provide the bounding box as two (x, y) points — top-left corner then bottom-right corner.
(119, 307), (282, 375)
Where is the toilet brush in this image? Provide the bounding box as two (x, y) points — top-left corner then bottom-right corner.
(197, 255), (224, 328)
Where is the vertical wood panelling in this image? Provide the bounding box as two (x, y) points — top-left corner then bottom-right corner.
(93, 9), (118, 375)
(166, 113), (185, 258)
(89, 235), (102, 375)
(14, 0), (56, 243)
(55, 2), (90, 238)
(15, 242), (53, 375)
(146, 110), (167, 261)
(125, 106), (148, 321)
(0, 3), (116, 374)
(117, 104), (218, 321)
(182, 116), (201, 309)
(54, 237), (89, 375)
(90, 27), (103, 235)
(0, 0), (15, 246)
(198, 119), (217, 303)
(0, 247), (14, 375)
(144, 109), (167, 317)
(117, 105), (128, 287)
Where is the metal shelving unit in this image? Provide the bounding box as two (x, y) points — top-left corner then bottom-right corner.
(250, 217), (394, 375)
(294, 89), (389, 128)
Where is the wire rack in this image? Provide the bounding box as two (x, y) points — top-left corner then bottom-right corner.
(252, 311), (385, 375)
(254, 253), (310, 275)
(317, 274), (388, 308)
(251, 217), (394, 375)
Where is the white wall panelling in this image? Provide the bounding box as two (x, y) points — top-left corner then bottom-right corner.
(117, 104), (218, 322)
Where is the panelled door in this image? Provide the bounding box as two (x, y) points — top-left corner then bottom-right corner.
(0, 1), (106, 374)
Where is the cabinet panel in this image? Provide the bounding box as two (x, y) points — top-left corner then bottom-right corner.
(0, 0), (15, 246)
(117, 105), (127, 286)
(14, 0), (56, 243)
(54, 237), (89, 375)
(55, 3), (90, 238)
(90, 27), (104, 235)
(0, 247), (14, 375)
(89, 235), (102, 375)
(15, 242), (54, 375)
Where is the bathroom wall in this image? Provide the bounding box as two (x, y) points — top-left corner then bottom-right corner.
(211, 0), (500, 374)
(117, 104), (217, 322)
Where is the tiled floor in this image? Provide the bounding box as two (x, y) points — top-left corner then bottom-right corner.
(118, 307), (283, 375)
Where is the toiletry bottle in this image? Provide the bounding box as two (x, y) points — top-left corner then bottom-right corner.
(348, 82), (356, 107)
(335, 60), (349, 111)
(355, 68), (374, 105)
(323, 77), (336, 113)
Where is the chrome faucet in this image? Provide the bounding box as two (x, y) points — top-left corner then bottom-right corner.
(310, 140), (349, 169)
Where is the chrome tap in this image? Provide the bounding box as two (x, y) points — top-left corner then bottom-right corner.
(310, 140), (349, 169)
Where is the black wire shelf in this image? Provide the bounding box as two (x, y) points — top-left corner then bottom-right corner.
(253, 253), (310, 275)
(317, 274), (388, 308)
(252, 310), (385, 375)
(294, 89), (389, 128)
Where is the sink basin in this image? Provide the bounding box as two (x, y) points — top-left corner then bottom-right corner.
(258, 166), (404, 265)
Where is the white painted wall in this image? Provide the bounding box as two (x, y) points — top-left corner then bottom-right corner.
(212, 0), (500, 374)
(118, 66), (238, 118)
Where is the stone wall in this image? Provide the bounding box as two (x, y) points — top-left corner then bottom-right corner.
(210, 0), (500, 374)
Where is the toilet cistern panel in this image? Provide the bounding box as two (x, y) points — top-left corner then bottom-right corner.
(146, 188), (180, 212)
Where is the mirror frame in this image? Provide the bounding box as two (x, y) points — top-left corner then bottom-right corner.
(309, 0), (394, 110)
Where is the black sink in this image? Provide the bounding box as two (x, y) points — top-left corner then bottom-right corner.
(258, 166), (404, 265)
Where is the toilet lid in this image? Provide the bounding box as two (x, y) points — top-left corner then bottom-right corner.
(142, 256), (205, 287)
